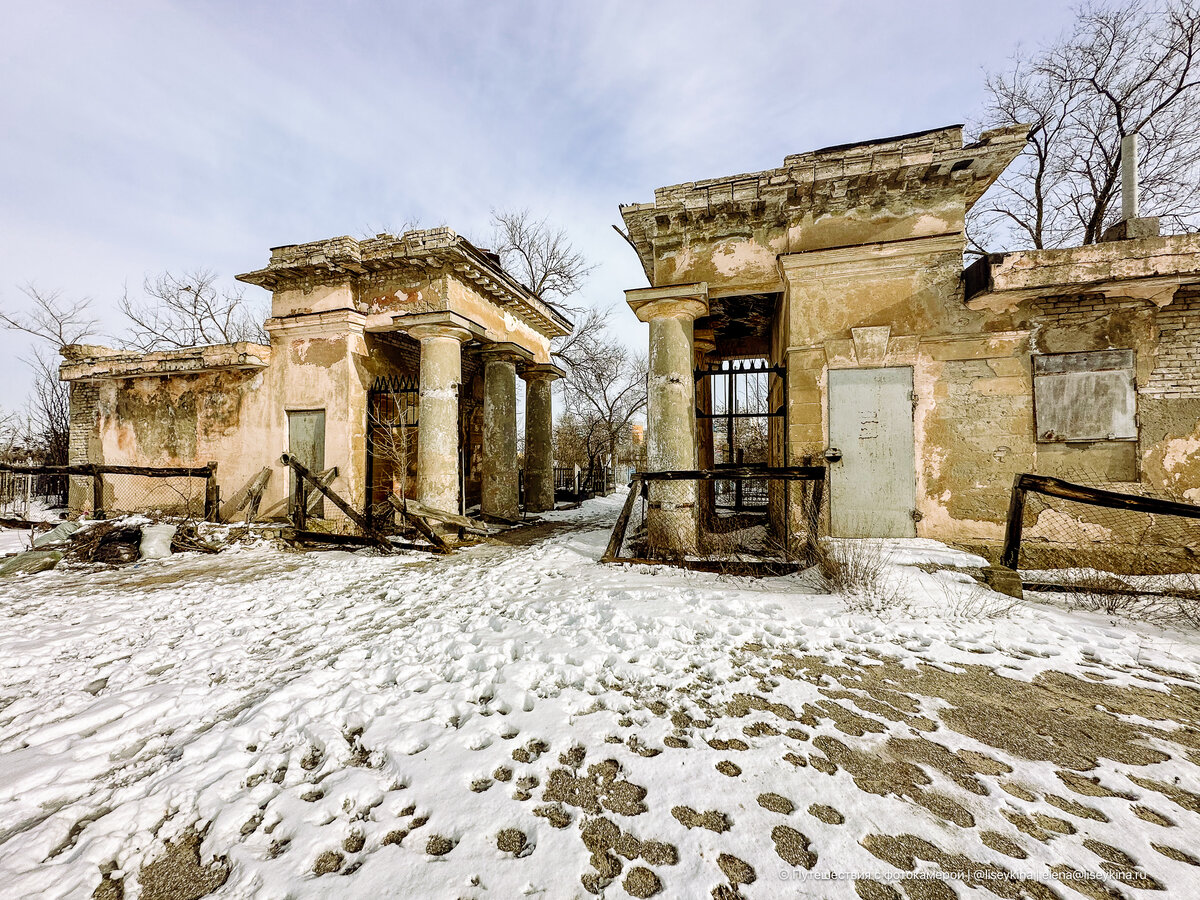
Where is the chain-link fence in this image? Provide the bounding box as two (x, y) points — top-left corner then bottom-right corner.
(603, 468), (825, 574)
(1004, 470), (1200, 574)
(95, 472), (211, 518)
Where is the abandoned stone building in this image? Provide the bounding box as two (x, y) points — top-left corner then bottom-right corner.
(59, 124), (1200, 551)
(60, 228), (571, 524)
(621, 123), (1200, 550)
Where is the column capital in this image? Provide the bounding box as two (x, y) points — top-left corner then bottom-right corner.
(626, 282), (709, 323)
(693, 326), (717, 358)
(480, 341), (534, 365)
(521, 362), (566, 383)
(397, 311), (485, 344)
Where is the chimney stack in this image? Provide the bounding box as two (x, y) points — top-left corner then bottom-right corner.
(1101, 132), (1159, 241)
(1121, 132), (1139, 221)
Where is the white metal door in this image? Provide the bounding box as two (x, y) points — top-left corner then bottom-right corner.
(827, 367), (916, 538)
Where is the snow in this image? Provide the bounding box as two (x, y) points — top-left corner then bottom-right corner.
(2, 495), (1200, 898)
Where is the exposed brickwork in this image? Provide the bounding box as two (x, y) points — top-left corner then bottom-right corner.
(1029, 295), (1148, 334)
(67, 381), (100, 513)
(67, 381), (99, 465)
(1145, 291), (1200, 398)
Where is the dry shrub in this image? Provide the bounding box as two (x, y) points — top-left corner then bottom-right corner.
(944, 580), (1021, 620)
(816, 538), (908, 615)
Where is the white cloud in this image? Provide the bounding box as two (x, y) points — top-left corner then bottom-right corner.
(0, 0), (1080, 405)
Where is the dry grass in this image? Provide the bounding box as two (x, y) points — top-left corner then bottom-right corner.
(815, 538), (909, 615)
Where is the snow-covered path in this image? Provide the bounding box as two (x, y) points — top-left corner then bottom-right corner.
(2, 495), (1200, 899)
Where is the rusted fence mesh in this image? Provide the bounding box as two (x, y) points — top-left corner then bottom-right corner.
(603, 467), (825, 575)
(95, 473), (211, 518)
(1004, 471), (1200, 575)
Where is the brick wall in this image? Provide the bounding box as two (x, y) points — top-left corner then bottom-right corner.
(1144, 291), (1200, 399)
(67, 381), (99, 465)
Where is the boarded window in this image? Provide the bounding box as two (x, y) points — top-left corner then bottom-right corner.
(1033, 350), (1137, 442)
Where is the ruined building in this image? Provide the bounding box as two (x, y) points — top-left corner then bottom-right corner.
(621, 124), (1200, 550)
(60, 229), (570, 522)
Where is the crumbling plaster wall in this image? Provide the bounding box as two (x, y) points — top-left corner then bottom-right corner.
(651, 190), (966, 297)
(778, 266), (1200, 542)
(86, 366), (275, 515)
(776, 232), (1039, 542)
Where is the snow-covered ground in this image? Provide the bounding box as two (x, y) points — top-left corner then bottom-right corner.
(2, 494), (1200, 899)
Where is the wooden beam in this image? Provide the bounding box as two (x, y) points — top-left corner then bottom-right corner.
(387, 495), (490, 534)
(0, 463), (217, 478)
(601, 475), (642, 563)
(280, 453), (372, 534)
(1017, 473), (1200, 520)
(637, 466), (825, 481)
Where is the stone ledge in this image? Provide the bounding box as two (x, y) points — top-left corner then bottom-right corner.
(59, 342), (271, 382)
(965, 233), (1200, 308)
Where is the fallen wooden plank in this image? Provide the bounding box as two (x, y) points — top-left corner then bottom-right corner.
(405, 513), (453, 554)
(606, 555), (803, 577)
(284, 529), (445, 555)
(220, 467), (272, 522)
(601, 475), (641, 563)
(387, 495), (489, 535)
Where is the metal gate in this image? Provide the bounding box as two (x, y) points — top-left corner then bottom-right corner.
(366, 374), (419, 525)
(695, 358), (787, 512)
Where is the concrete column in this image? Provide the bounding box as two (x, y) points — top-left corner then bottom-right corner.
(481, 347), (523, 520)
(409, 322), (472, 515)
(626, 283), (709, 558)
(521, 363), (563, 513)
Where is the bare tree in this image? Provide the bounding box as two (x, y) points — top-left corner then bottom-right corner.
(120, 269), (268, 351)
(488, 208), (613, 369)
(24, 348), (70, 464)
(0, 284), (97, 349)
(972, 0), (1200, 252)
(491, 208), (595, 303)
(561, 338), (647, 476)
(0, 285), (97, 466)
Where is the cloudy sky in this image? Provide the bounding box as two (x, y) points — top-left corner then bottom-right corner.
(0, 0), (1081, 409)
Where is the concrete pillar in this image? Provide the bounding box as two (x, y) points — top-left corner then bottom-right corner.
(409, 321), (472, 515)
(626, 283), (709, 558)
(1121, 132), (1139, 222)
(521, 363), (563, 513)
(481, 346), (523, 520)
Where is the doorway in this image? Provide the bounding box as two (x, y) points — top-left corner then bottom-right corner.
(287, 409), (326, 518)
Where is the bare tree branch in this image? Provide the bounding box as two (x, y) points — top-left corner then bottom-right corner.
(0, 285), (97, 349)
(971, 0), (1200, 252)
(119, 269), (269, 351)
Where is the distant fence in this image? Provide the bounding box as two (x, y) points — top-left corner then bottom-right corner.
(553, 464), (615, 501)
(0, 468), (67, 516)
(0, 462), (220, 521)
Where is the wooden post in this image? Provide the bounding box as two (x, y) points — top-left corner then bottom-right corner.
(92, 465), (105, 519)
(203, 461), (219, 522)
(805, 473), (825, 563)
(601, 474), (642, 563)
(293, 467), (308, 530)
(1001, 474), (1026, 570)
